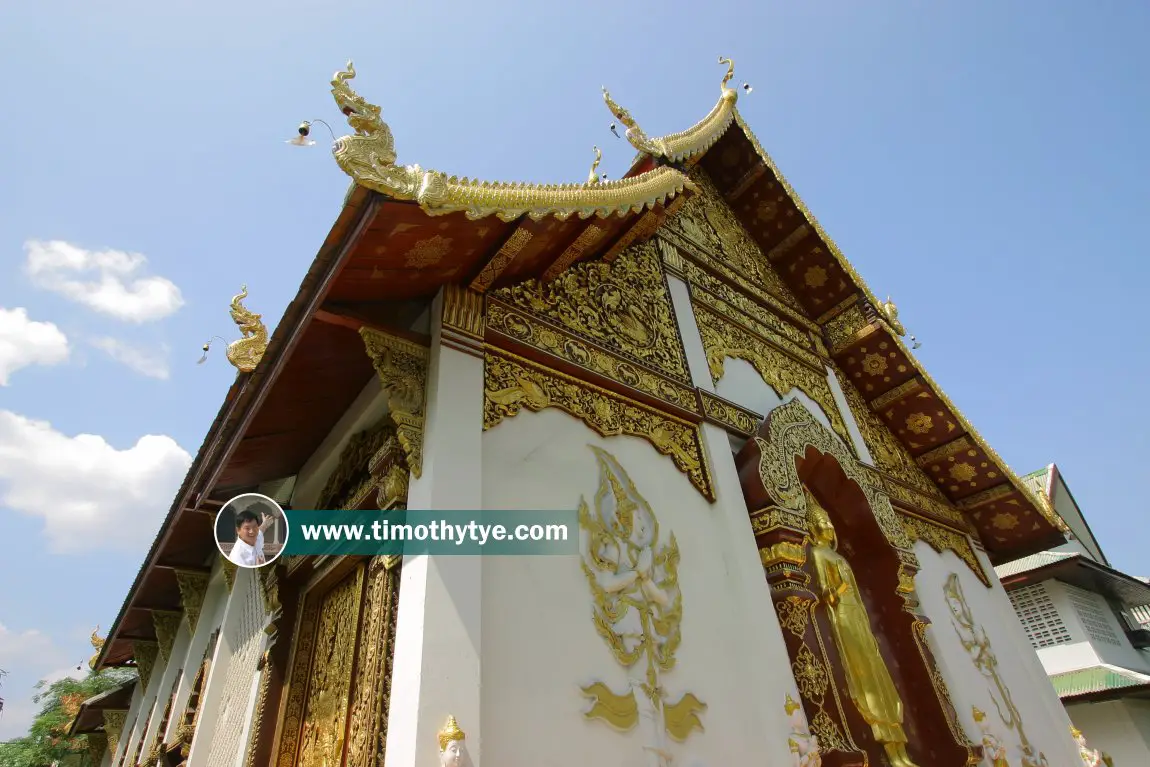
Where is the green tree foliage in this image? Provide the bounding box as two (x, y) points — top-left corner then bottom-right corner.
(0, 669), (135, 767)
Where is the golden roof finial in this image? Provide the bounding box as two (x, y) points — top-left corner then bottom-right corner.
(437, 715), (466, 750)
(718, 56), (735, 91)
(88, 626), (105, 671)
(588, 146), (602, 184)
(224, 285), (269, 374)
(784, 693), (801, 716)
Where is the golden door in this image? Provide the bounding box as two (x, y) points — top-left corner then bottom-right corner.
(275, 557), (400, 767)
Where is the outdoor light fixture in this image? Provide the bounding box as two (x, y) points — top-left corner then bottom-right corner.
(288, 119), (336, 147)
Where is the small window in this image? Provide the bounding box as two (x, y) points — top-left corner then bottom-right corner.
(1008, 583), (1072, 649)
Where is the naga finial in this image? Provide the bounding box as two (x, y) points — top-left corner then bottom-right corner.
(330, 59), (397, 167)
(224, 285), (269, 374)
(88, 626), (105, 670)
(718, 56), (735, 91)
(588, 146), (602, 184)
(601, 86), (665, 158)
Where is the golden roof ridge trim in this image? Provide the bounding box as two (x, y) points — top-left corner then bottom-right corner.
(330, 62), (695, 222)
(603, 56), (740, 164)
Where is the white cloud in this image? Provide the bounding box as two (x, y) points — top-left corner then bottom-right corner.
(0, 623), (74, 741)
(0, 307), (70, 385)
(0, 411), (192, 553)
(24, 240), (185, 323)
(91, 337), (171, 380)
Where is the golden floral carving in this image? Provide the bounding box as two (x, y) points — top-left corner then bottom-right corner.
(949, 463), (977, 482)
(776, 596), (813, 638)
(753, 399), (914, 552)
(693, 305), (855, 453)
(805, 265), (828, 288)
(403, 235), (452, 267)
(469, 229), (532, 292)
(495, 240), (690, 382)
(832, 365), (951, 503)
(152, 610), (182, 663)
(579, 447), (707, 748)
(102, 711), (127, 756)
(318, 418), (399, 510)
(906, 413), (934, 435)
(945, 574), (1048, 767)
(750, 505), (808, 536)
(809, 710), (852, 754)
(689, 281), (820, 367)
(133, 640), (159, 691)
(345, 557), (402, 767)
(992, 512), (1018, 531)
(486, 299), (698, 412)
(665, 167), (802, 309)
(483, 349), (714, 500)
(872, 379), (923, 411)
(824, 303), (873, 357)
(699, 390), (760, 435)
(862, 353), (888, 376)
(956, 484), (1014, 511)
(175, 570), (210, 634)
(276, 597), (321, 766)
(792, 644), (829, 700)
(298, 565), (366, 767)
(359, 329), (429, 478)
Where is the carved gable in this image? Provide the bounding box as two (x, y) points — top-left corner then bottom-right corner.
(664, 167), (802, 311)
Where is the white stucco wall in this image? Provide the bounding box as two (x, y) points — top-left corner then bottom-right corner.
(912, 542), (1080, 765)
(480, 407), (800, 767)
(1067, 699), (1150, 767)
(109, 685), (143, 766)
(1056, 582), (1150, 673)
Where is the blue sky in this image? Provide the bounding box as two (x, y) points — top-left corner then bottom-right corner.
(0, 0), (1147, 738)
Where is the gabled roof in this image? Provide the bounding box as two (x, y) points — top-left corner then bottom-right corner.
(95, 56), (1070, 670)
(65, 679), (136, 737)
(996, 551), (1150, 610)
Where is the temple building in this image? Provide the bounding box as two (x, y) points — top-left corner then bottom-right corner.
(83, 58), (1093, 767)
(996, 464), (1150, 765)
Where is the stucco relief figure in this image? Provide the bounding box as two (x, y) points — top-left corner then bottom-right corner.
(1071, 726), (1105, 767)
(785, 693), (821, 767)
(438, 716), (471, 767)
(805, 489), (918, 767)
(579, 447), (706, 767)
(972, 707), (1009, 767)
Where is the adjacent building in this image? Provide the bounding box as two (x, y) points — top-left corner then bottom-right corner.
(998, 464), (1150, 765)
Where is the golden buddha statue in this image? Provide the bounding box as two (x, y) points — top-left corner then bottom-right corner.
(805, 489), (918, 767)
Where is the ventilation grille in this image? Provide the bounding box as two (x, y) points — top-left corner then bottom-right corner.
(1064, 583), (1122, 646)
(1008, 583), (1072, 649)
(1130, 604), (1150, 629)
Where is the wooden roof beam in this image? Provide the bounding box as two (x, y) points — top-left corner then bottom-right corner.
(469, 223), (535, 292)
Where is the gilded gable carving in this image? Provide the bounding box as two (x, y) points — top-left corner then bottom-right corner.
(494, 240), (690, 383)
(693, 304), (854, 454)
(664, 167), (802, 310)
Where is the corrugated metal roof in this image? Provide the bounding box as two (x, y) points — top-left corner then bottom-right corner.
(993, 550), (1075, 579)
(1021, 466), (1051, 497)
(1050, 665), (1150, 699)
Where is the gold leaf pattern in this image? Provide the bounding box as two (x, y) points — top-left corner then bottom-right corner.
(495, 240), (690, 382)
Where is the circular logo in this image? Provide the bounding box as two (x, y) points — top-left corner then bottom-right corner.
(214, 493), (289, 569)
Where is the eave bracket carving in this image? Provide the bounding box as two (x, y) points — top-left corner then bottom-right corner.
(359, 327), (430, 478)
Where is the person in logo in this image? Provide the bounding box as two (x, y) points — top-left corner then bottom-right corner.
(228, 509), (265, 567)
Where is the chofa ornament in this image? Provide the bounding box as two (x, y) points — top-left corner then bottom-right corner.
(328, 62), (693, 221)
(199, 285), (269, 373)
